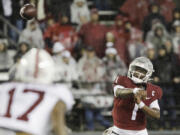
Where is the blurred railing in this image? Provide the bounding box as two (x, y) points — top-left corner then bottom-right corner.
(0, 15), (21, 46)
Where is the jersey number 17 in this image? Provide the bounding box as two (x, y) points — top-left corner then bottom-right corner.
(2, 88), (45, 121)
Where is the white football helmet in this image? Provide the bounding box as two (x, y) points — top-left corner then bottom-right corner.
(128, 57), (154, 84)
(15, 48), (55, 84)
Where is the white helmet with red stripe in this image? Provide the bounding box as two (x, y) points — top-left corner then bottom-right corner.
(15, 48), (55, 84)
(128, 57), (154, 84)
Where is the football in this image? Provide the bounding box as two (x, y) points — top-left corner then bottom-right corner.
(20, 4), (36, 20)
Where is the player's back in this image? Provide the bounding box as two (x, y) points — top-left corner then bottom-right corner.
(0, 82), (74, 135)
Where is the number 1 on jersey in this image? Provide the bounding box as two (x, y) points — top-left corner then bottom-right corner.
(131, 103), (138, 120)
(4, 89), (15, 118)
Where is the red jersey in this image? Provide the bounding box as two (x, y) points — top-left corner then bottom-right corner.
(112, 76), (162, 130)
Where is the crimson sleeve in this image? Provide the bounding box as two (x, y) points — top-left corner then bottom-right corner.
(113, 75), (126, 86)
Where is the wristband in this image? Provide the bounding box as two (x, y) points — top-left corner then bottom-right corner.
(138, 101), (145, 109)
(133, 88), (140, 94)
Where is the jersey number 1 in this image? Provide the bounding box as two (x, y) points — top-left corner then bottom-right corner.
(3, 88), (45, 121)
(131, 103), (139, 120)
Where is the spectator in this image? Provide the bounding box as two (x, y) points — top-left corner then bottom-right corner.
(77, 46), (105, 83)
(0, 0), (12, 19)
(103, 47), (127, 93)
(46, 16), (56, 28)
(19, 19), (45, 49)
(157, 0), (176, 22)
(123, 17), (132, 39)
(14, 42), (30, 62)
(173, 8), (180, 21)
(163, 38), (174, 56)
(142, 3), (167, 39)
(105, 32), (114, 47)
(172, 21), (180, 56)
(48, 0), (72, 20)
(127, 27), (147, 61)
(168, 8), (180, 32)
(153, 46), (177, 129)
(108, 15), (129, 65)
(0, 39), (13, 70)
(32, 0), (50, 32)
(52, 42), (65, 65)
(9, 42), (30, 81)
(146, 23), (169, 54)
(120, 0), (149, 28)
(11, 0), (28, 41)
(55, 50), (78, 82)
(103, 47), (127, 81)
(77, 47), (110, 131)
(44, 14), (78, 53)
(78, 8), (107, 58)
(70, 0), (90, 25)
(146, 45), (157, 64)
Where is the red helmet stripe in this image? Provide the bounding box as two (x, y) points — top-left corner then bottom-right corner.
(33, 50), (40, 78)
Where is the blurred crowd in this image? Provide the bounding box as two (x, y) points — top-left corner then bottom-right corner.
(0, 0), (180, 131)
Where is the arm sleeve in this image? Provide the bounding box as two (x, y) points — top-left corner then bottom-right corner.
(113, 76), (127, 97)
(113, 85), (125, 97)
(54, 85), (75, 111)
(149, 99), (160, 110)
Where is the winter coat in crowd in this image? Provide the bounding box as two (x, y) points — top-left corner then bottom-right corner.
(70, 0), (90, 25)
(77, 52), (105, 83)
(142, 3), (167, 39)
(167, 8), (180, 32)
(54, 51), (78, 82)
(78, 22), (107, 58)
(103, 54), (127, 82)
(19, 19), (45, 49)
(14, 42), (30, 62)
(146, 23), (170, 54)
(127, 28), (147, 61)
(171, 21), (180, 55)
(157, 0), (176, 22)
(44, 21), (78, 53)
(109, 16), (130, 65)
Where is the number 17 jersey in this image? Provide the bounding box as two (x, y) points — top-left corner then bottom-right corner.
(0, 82), (74, 135)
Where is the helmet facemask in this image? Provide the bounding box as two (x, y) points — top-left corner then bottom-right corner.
(129, 66), (148, 84)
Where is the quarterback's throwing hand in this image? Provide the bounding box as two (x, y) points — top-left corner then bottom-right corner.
(134, 93), (141, 104)
(138, 90), (147, 100)
(134, 90), (147, 104)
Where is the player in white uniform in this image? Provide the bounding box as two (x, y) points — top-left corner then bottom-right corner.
(0, 48), (74, 135)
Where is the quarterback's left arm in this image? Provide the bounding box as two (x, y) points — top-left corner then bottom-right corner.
(134, 94), (160, 119)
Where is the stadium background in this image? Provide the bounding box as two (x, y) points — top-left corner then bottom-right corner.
(0, 0), (180, 134)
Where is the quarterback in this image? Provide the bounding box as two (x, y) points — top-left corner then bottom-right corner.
(103, 57), (162, 135)
(0, 48), (74, 135)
